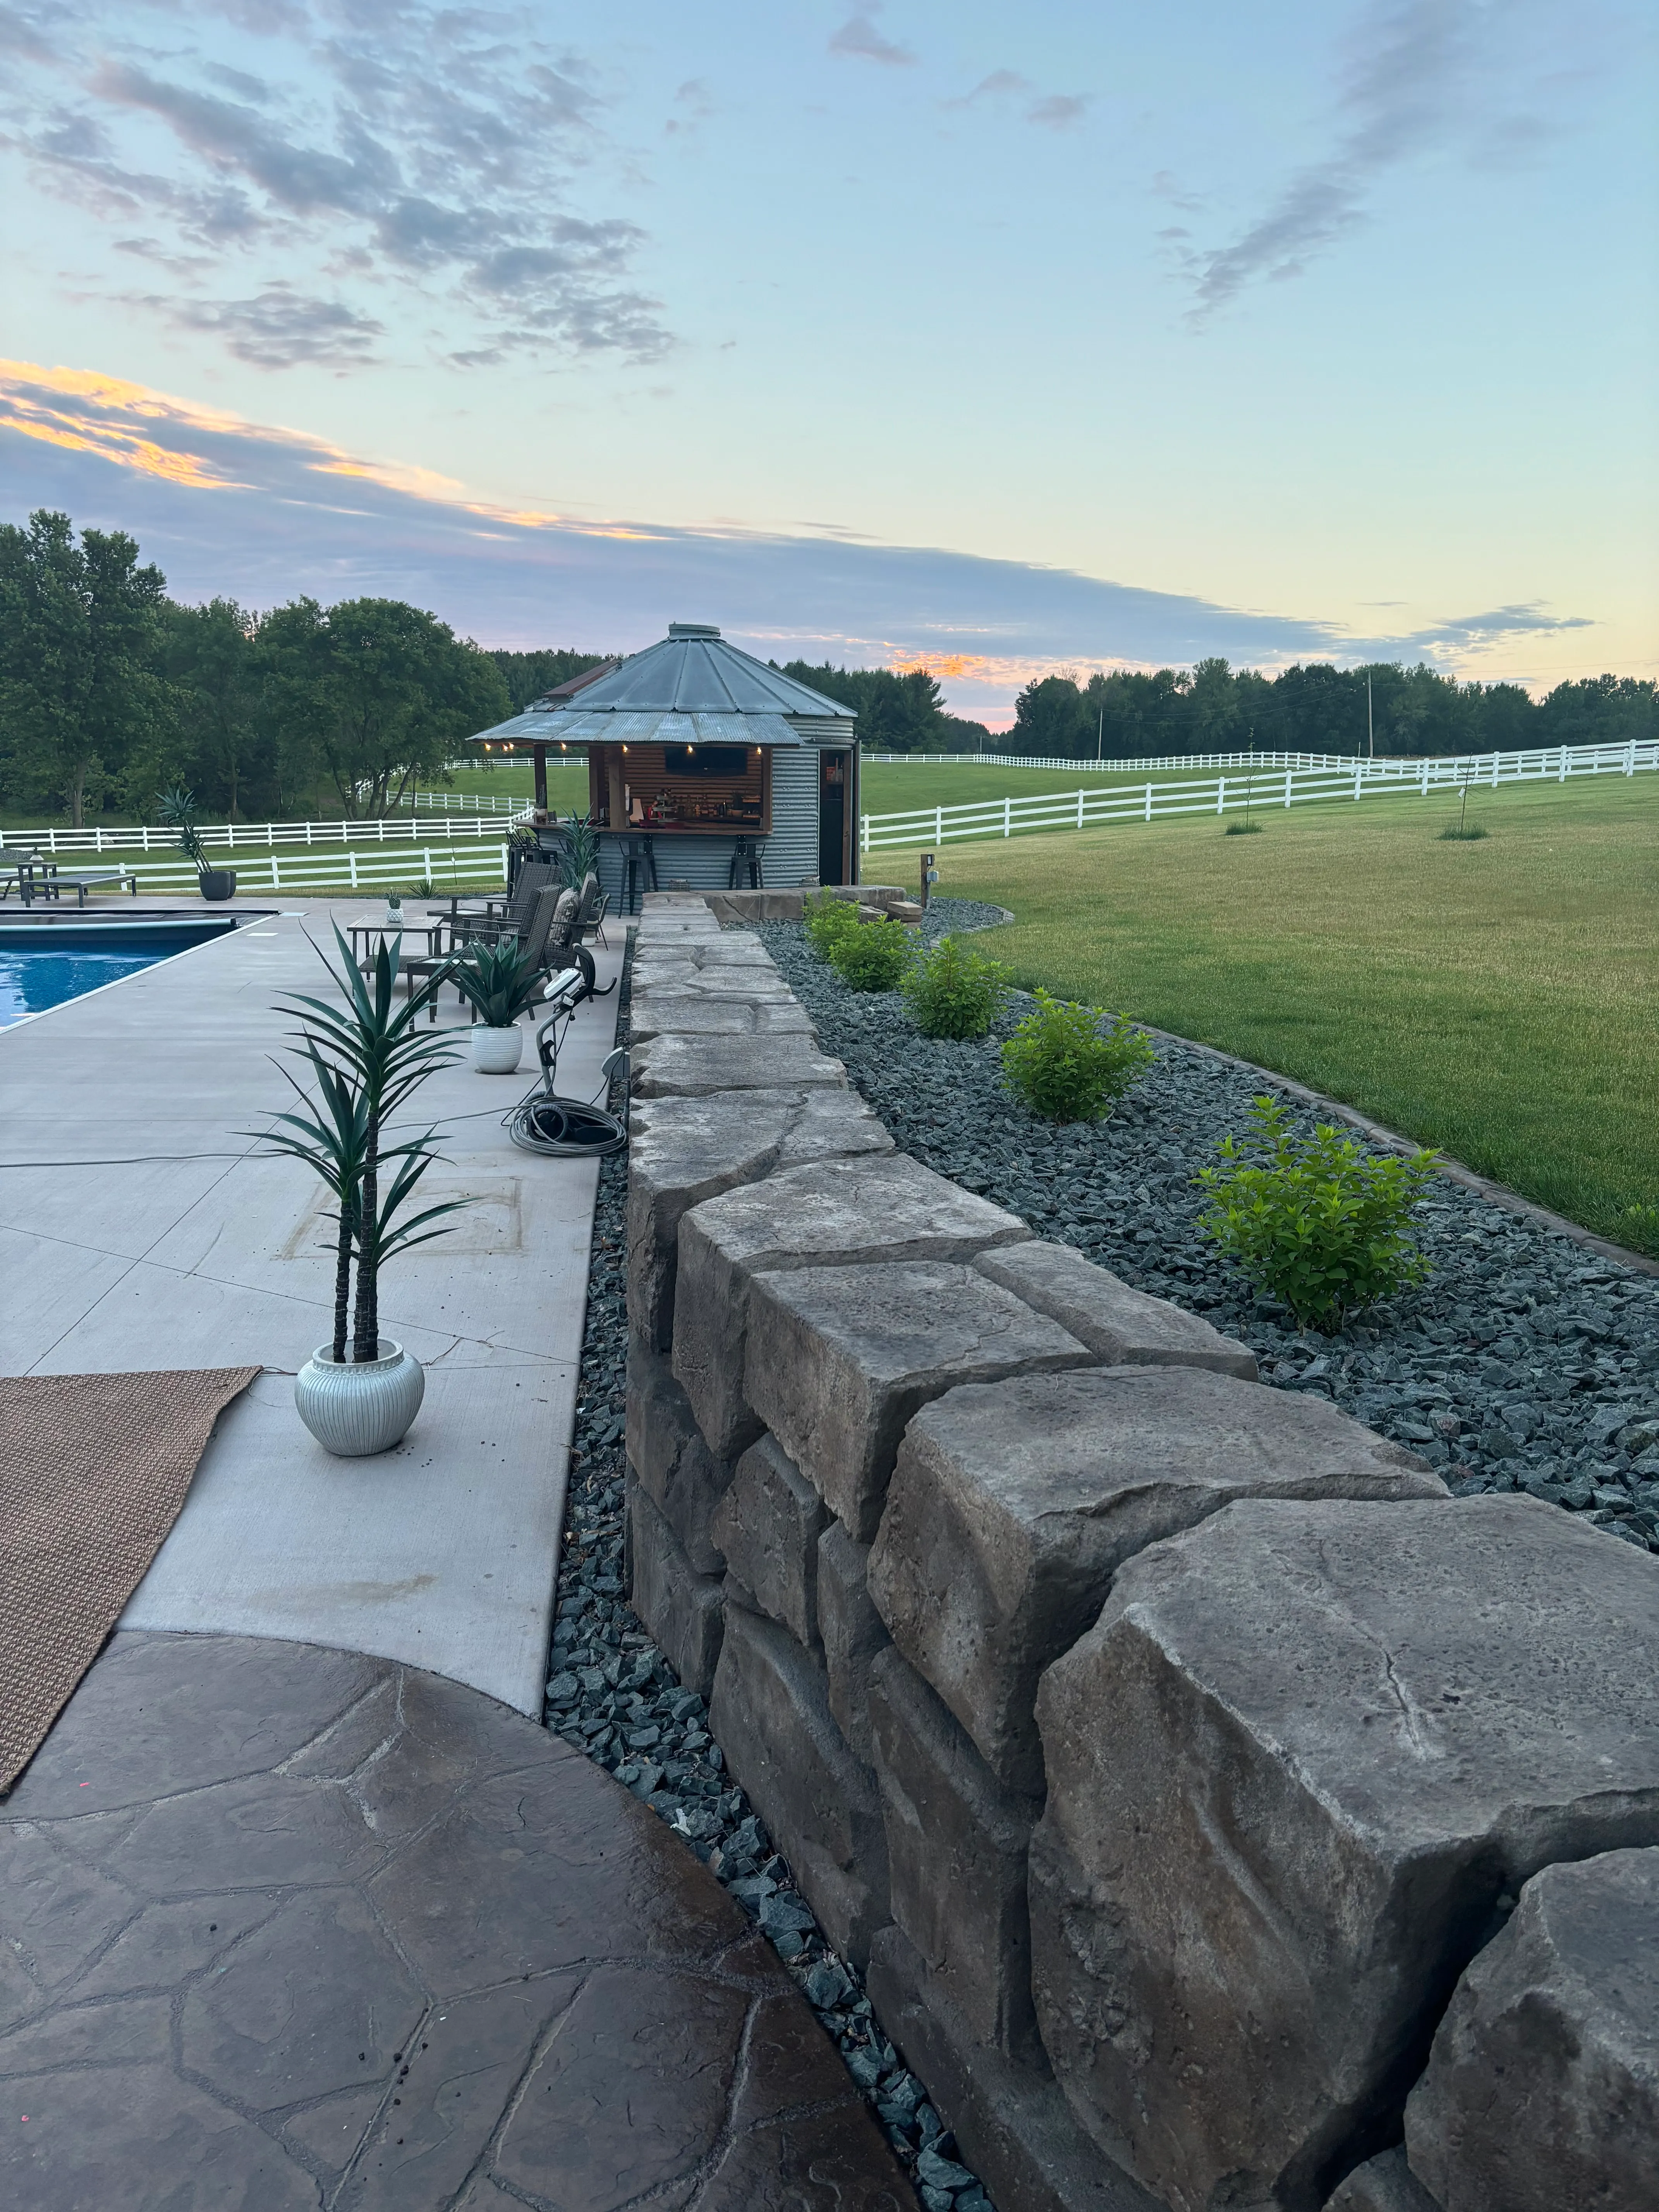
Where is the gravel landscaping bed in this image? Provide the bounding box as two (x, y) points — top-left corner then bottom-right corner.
(546, 945), (984, 2212)
(755, 900), (1659, 1555)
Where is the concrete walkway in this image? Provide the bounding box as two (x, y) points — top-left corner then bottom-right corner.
(0, 1631), (909, 2211)
(0, 902), (619, 1715)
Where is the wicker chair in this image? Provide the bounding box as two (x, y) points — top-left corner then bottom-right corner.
(437, 860), (553, 950)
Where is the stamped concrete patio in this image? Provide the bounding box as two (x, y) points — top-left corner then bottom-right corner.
(0, 903), (910, 2209)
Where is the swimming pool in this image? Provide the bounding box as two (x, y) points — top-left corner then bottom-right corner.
(0, 917), (251, 1026)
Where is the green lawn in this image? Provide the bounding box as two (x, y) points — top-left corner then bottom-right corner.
(930, 776), (1659, 1251)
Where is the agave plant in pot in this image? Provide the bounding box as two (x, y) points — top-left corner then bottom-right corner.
(452, 937), (548, 1073)
(256, 930), (470, 1456)
(158, 784), (236, 901)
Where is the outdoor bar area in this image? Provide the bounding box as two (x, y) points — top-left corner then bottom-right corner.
(467, 623), (860, 910)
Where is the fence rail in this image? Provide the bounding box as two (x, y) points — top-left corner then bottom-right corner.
(859, 749), (1357, 772)
(5, 813), (512, 898)
(859, 740), (1659, 855)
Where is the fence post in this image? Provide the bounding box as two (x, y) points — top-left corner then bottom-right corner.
(1559, 747), (1567, 783)
(500, 841), (508, 883)
(306, 819), (313, 842)
(1627, 742), (1636, 777)
(272, 856), (280, 888)
(1285, 771), (1292, 808)
(1002, 799), (1010, 838)
(1077, 788), (1085, 828)
(95, 826), (103, 852)
(424, 848), (432, 880)
(1217, 776), (1226, 817)
(1144, 782), (1152, 821)
(349, 852), (359, 888)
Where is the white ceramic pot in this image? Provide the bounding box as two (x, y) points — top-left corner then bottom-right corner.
(471, 1023), (524, 1074)
(384, 904), (404, 931)
(295, 1338), (425, 1456)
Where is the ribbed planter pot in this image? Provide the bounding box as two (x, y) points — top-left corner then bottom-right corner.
(471, 1024), (524, 1074)
(294, 1338), (425, 1456)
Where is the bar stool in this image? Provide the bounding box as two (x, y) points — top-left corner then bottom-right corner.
(620, 833), (658, 912)
(728, 835), (766, 890)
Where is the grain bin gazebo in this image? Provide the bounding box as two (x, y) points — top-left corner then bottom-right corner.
(467, 623), (860, 910)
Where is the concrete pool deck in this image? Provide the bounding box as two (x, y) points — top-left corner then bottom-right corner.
(0, 901), (622, 1716)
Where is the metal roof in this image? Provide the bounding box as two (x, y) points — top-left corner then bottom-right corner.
(469, 709), (807, 749)
(537, 625), (852, 719)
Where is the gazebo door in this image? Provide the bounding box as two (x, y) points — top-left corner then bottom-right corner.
(818, 749), (850, 885)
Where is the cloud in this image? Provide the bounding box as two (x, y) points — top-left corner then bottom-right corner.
(143, 287), (385, 368)
(2, 1), (670, 368)
(946, 69), (1088, 127)
(1182, 0), (1561, 320)
(3, 355), (1571, 725)
(829, 9), (915, 67)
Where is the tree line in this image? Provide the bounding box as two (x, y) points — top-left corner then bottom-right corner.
(4, 510), (1652, 823)
(1007, 658), (1658, 763)
(0, 510), (593, 825)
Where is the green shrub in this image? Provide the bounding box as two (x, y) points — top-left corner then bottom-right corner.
(1000, 989), (1155, 1121)
(902, 934), (1009, 1039)
(804, 890), (862, 958)
(830, 915), (915, 992)
(1194, 1096), (1436, 1331)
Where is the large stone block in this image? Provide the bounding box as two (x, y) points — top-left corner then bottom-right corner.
(1403, 1846), (1659, 2212)
(868, 1647), (1042, 2062)
(630, 1032), (847, 1099)
(870, 1367), (1443, 1798)
(817, 1522), (890, 1763)
(629, 993), (816, 1042)
(745, 1261), (1092, 1541)
(710, 1434), (826, 1649)
(867, 1925), (1162, 2212)
(975, 1242), (1257, 1379)
(672, 1154), (1031, 1460)
(709, 1603), (888, 1968)
(1030, 1497), (1659, 2212)
(1324, 2150), (1441, 2212)
(626, 1338), (732, 1577)
(627, 1089), (892, 1354)
(625, 1474), (725, 1700)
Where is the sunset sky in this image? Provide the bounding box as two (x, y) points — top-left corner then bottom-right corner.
(3, 0), (1654, 723)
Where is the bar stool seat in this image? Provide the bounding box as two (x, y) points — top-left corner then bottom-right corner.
(728, 835), (766, 890)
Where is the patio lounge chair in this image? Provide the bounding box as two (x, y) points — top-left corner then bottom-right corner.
(22, 863), (141, 909)
(573, 870), (609, 948)
(435, 862), (553, 950)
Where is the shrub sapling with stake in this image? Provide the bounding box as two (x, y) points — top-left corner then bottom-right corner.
(830, 914), (915, 993)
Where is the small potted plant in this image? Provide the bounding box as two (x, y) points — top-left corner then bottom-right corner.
(158, 785), (236, 900)
(255, 931), (469, 1456)
(384, 887), (405, 930)
(452, 938), (548, 1073)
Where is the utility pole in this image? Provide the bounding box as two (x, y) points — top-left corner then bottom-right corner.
(1096, 706), (1104, 761)
(1367, 675), (1374, 761)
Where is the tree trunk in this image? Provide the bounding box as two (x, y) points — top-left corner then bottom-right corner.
(332, 1202), (354, 1364)
(69, 765), (86, 830)
(352, 1120), (379, 1362)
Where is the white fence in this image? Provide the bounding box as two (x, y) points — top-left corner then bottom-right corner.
(860, 749), (1357, 773)
(860, 739), (1659, 855)
(408, 787), (522, 814)
(7, 812), (514, 897)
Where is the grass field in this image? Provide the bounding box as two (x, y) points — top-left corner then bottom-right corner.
(928, 776), (1659, 1252)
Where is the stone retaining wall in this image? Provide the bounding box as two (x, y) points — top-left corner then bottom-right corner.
(622, 893), (1659, 2212)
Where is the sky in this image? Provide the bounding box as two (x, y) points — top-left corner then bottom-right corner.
(2, 0), (1654, 725)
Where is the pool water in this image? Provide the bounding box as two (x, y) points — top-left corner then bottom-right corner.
(0, 921), (245, 1025)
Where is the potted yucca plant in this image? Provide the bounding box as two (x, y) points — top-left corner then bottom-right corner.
(158, 785), (237, 900)
(452, 937), (548, 1072)
(255, 930), (469, 1455)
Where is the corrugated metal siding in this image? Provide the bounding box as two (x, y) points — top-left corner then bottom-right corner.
(784, 714), (857, 745)
(593, 745), (821, 911)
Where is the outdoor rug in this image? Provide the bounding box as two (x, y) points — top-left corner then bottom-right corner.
(0, 1367), (259, 1791)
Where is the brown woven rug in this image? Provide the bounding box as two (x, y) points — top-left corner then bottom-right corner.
(0, 1367), (259, 1791)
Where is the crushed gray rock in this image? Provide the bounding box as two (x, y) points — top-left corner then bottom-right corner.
(754, 900), (1659, 1557)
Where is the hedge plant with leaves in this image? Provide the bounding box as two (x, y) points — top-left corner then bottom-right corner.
(1000, 989), (1154, 1121)
(902, 933), (1009, 1039)
(1194, 1096), (1436, 1331)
